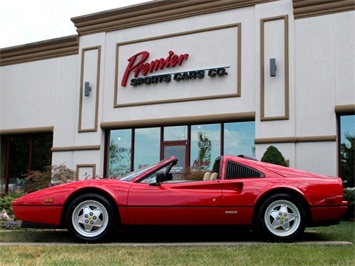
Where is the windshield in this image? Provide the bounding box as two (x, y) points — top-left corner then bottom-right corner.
(119, 157), (177, 182)
(119, 164), (157, 182)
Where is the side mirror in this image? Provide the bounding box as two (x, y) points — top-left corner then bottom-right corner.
(151, 172), (173, 186)
(156, 172), (165, 184)
(149, 172), (165, 186)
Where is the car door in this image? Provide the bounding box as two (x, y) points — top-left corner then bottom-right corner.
(217, 159), (266, 225)
(126, 180), (222, 225)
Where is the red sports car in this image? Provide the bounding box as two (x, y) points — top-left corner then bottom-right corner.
(12, 155), (348, 243)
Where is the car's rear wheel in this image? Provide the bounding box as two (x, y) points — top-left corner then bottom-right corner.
(255, 194), (305, 242)
(65, 193), (116, 243)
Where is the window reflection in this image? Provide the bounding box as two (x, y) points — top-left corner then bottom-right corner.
(224, 122), (255, 157)
(108, 129), (131, 178)
(134, 128), (160, 169)
(164, 126), (187, 141)
(190, 124), (220, 170)
(340, 115), (355, 187)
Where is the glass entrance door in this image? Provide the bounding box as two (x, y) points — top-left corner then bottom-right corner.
(162, 141), (188, 174)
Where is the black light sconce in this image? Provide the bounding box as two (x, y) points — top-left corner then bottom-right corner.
(84, 82), (91, 97)
(270, 58), (277, 77)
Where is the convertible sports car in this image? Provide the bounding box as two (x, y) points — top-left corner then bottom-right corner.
(12, 155), (348, 243)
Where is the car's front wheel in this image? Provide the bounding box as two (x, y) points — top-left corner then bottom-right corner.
(65, 193), (116, 243)
(255, 194), (305, 242)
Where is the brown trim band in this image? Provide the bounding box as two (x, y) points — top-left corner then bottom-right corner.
(115, 94), (241, 108)
(51, 145), (101, 152)
(335, 104), (355, 115)
(71, 0), (277, 36)
(0, 36), (78, 66)
(293, 0), (355, 19)
(0, 126), (54, 135)
(255, 135), (336, 144)
(101, 112), (255, 129)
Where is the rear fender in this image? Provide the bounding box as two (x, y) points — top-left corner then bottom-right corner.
(253, 188), (312, 225)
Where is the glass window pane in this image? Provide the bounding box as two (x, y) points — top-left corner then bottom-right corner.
(340, 115), (355, 143)
(0, 137), (5, 193)
(190, 124), (220, 170)
(164, 144), (186, 173)
(340, 115), (355, 187)
(32, 133), (53, 171)
(224, 121), (255, 157)
(134, 128), (160, 170)
(164, 126), (187, 141)
(8, 136), (29, 181)
(108, 129), (132, 178)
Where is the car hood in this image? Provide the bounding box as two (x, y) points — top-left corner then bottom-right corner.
(12, 179), (127, 206)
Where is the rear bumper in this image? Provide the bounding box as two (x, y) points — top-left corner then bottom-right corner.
(310, 201), (348, 224)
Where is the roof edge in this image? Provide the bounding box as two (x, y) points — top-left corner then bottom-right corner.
(71, 0), (277, 36)
(0, 35), (78, 66)
(293, 0), (355, 19)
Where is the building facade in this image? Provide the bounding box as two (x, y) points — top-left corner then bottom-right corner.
(1, 0), (354, 192)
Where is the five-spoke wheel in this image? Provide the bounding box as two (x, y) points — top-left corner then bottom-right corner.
(65, 194), (116, 243)
(256, 194), (305, 242)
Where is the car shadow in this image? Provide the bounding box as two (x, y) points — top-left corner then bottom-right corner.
(108, 226), (340, 244)
(114, 226), (260, 243)
(3, 226), (346, 244)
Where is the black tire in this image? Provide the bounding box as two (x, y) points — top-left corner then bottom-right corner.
(65, 193), (116, 243)
(255, 193), (306, 242)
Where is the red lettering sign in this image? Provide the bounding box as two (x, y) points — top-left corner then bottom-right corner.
(121, 51), (189, 86)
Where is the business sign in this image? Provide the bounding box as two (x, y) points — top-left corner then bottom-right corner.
(114, 24), (240, 106)
(121, 50), (229, 87)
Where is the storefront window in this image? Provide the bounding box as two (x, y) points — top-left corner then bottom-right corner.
(190, 124), (220, 170)
(7, 136), (30, 183)
(224, 121), (255, 157)
(106, 121), (255, 176)
(0, 133), (52, 194)
(108, 129), (132, 178)
(134, 128), (160, 169)
(32, 134), (53, 170)
(0, 138), (5, 193)
(340, 115), (355, 187)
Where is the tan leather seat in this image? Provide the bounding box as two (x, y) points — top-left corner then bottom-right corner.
(210, 172), (218, 180)
(203, 171), (211, 180)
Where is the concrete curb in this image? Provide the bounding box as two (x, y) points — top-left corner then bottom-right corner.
(0, 241), (353, 246)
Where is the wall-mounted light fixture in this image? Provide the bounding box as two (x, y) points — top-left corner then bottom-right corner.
(84, 82), (91, 97)
(270, 58), (277, 77)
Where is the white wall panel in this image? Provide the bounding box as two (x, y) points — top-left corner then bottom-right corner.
(295, 142), (337, 176)
(334, 11), (355, 105)
(78, 47), (101, 132)
(260, 15), (289, 120)
(295, 15), (336, 137)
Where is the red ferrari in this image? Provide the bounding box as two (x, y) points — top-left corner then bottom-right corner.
(12, 155), (348, 243)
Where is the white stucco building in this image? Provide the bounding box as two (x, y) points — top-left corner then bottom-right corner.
(1, 0), (354, 192)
